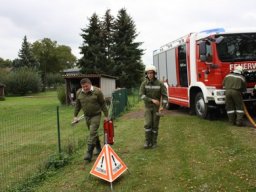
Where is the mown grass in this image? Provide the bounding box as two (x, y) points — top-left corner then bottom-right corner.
(30, 103), (256, 192)
(0, 91), (87, 191)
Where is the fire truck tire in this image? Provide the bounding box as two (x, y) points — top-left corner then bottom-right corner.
(195, 92), (208, 119)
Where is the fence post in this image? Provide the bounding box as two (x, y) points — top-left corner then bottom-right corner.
(56, 106), (61, 154)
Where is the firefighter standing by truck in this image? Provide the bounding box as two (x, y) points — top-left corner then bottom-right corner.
(223, 66), (246, 126)
(139, 65), (168, 148)
(73, 78), (109, 162)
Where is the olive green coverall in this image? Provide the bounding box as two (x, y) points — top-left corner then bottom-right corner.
(139, 77), (168, 147)
(223, 72), (246, 126)
(74, 86), (108, 160)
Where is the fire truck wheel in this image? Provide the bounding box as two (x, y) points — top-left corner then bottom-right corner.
(195, 92), (208, 119)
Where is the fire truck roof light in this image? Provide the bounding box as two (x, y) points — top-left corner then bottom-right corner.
(199, 28), (225, 34)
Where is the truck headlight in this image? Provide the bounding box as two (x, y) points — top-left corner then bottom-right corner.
(216, 91), (225, 96)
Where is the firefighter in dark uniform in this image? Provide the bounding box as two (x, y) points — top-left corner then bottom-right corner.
(223, 66), (246, 126)
(73, 78), (109, 162)
(139, 65), (168, 148)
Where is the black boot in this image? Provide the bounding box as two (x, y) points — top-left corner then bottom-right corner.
(94, 139), (102, 155)
(144, 141), (152, 149)
(152, 132), (158, 148)
(144, 131), (152, 149)
(84, 144), (94, 162)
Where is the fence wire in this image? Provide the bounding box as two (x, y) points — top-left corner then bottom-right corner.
(0, 106), (87, 191)
(0, 88), (139, 191)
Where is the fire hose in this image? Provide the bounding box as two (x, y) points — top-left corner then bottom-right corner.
(243, 102), (256, 128)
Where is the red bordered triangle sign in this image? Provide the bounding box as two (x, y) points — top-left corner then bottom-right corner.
(90, 144), (127, 182)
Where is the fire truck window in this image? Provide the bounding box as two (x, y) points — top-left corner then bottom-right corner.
(178, 45), (188, 87)
(217, 33), (256, 62)
(205, 42), (212, 62)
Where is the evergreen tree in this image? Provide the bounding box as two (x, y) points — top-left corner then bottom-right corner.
(101, 9), (115, 73)
(112, 8), (144, 88)
(13, 36), (39, 69)
(78, 13), (105, 74)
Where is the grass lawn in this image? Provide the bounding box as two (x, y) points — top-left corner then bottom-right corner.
(0, 91), (86, 191)
(30, 103), (256, 192)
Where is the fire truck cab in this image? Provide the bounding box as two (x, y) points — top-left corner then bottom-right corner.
(153, 28), (256, 118)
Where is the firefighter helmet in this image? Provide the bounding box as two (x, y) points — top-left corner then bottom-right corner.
(233, 66), (243, 74)
(145, 65), (157, 74)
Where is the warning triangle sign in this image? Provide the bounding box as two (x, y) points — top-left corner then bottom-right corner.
(90, 144), (127, 182)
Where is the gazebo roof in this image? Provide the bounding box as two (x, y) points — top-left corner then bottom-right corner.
(62, 73), (117, 79)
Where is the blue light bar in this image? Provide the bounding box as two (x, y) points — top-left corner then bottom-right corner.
(199, 28), (225, 34)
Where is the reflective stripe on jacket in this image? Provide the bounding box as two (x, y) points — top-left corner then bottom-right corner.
(139, 78), (168, 107)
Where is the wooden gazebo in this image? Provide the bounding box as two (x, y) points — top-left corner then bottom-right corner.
(62, 68), (117, 105)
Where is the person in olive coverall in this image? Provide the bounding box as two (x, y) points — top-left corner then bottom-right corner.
(223, 66), (246, 126)
(139, 65), (168, 149)
(73, 78), (109, 162)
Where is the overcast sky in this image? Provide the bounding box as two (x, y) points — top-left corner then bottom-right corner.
(1, 0), (256, 65)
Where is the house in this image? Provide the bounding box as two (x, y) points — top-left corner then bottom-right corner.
(62, 68), (117, 105)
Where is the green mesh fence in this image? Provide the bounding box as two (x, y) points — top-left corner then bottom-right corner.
(0, 105), (86, 192)
(0, 88), (139, 191)
(110, 88), (139, 119)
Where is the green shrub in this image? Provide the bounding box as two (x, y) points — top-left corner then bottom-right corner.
(0, 69), (8, 83)
(0, 69), (9, 95)
(45, 73), (64, 89)
(6, 67), (42, 95)
(56, 85), (66, 105)
(45, 153), (70, 169)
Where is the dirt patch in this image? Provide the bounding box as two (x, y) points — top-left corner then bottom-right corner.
(122, 107), (191, 120)
(122, 109), (144, 119)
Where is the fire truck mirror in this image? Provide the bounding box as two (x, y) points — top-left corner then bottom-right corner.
(215, 36), (224, 44)
(199, 41), (207, 61)
(200, 55), (207, 62)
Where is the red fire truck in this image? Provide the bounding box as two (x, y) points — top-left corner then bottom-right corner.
(153, 28), (256, 118)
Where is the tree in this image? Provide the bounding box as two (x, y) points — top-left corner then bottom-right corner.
(55, 45), (76, 70)
(13, 36), (39, 69)
(32, 38), (76, 90)
(101, 9), (115, 73)
(112, 8), (144, 88)
(0, 58), (12, 68)
(78, 13), (105, 74)
(0, 57), (11, 86)
(78, 9), (144, 88)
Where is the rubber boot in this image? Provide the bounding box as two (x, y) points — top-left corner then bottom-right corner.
(152, 132), (158, 148)
(236, 113), (244, 127)
(94, 139), (102, 155)
(144, 131), (152, 149)
(227, 113), (236, 125)
(84, 144), (94, 162)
